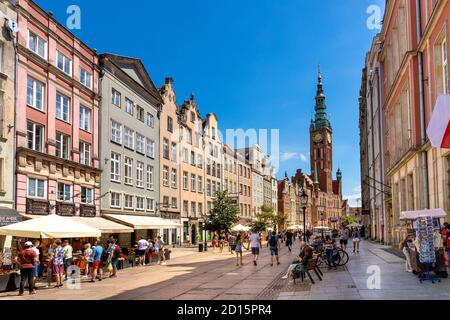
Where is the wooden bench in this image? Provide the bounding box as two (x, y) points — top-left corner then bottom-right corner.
(293, 257), (322, 284)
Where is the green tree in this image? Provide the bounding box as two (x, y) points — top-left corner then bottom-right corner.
(204, 190), (239, 233)
(274, 212), (287, 230)
(251, 205), (277, 232)
(342, 215), (357, 226)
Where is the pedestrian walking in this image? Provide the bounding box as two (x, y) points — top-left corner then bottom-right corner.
(285, 230), (293, 252)
(105, 241), (114, 278)
(45, 243), (54, 288)
(400, 234), (414, 272)
(156, 236), (166, 265)
(109, 239), (121, 278)
(339, 226), (349, 251)
(90, 240), (104, 282)
(16, 241), (38, 296)
(219, 231), (226, 253)
(351, 227), (360, 253)
(228, 233), (236, 254)
(31, 240), (41, 287)
(247, 229), (261, 266)
(137, 236), (149, 266)
(268, 231), (280, 266)
(52, 239), (65, 288)
(62, 239), (73, 280)
(324, 235), (337, 270)
(83, 243), (93, 278)
(235, 234), (244, 266)
(146, 239), (155, 265)
(211, 233), (218, 250)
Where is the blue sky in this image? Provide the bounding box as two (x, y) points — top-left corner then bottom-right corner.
(35, 0), (384, 205)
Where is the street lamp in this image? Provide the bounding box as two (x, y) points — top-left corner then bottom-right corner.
(299, 187), (308, 242)
(320, 211), (325, 239)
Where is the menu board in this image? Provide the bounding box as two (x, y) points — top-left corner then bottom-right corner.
(416, 216), (436, 264)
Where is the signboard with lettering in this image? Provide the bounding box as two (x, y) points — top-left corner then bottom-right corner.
(26, 198), (50, 215)
(80, 204), (96, 217)
(56, 202), (75, 216)
(0, 208), (22, 227)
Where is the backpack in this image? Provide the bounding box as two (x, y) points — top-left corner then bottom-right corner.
(101, 248), (109, 262)
(269, 236), (277, 248)
(113, 245), (121, 258)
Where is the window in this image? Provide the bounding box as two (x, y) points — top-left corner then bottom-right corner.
(195, 132), (200, 148)
(81, 187), (93, 204)
(146, 165), (154, 190)
(212, 181), (216, 195)
(56, 93), (70, 122)
(146, 113), (154, 127)
(198, 176), (203, 193)
(183, 201), (189, 216)
(110, 192), (121, 208)
(146, 138), (155, 158)
(57, 183), (72, 202)
(56, 51), (72, 75)
(27, 77), (45, 111)
(136, 197), (144, 211)
(55, 132), (70, 160)
(171, 197), (177, 208)
(163, 196), (170, 208)
(183, 171), (188, 190)
(163, 166), (169, 186)
(136, 161), (144, 188)
(186, 128), (192, 144)
(197, 154), (203, 168)
(163, 138), (169, 159)
(167, 116), (173, 133)
(124, 195), (133, 209)
(211, 127), (216, 140)
(124, 127), (134, 149)
(442, 39), (448, 94)
(191, 202), (196, 218)
(146, 198), (155, 211)
(206, 159), (211, 175)
(183, 148), (189, 163)
(27, 178), (45, 198)
(111, 120), (122, 144)
(171, 143), (177, 162)
(79, 141), (91, 166)
(27, 122), (44, 152)
(112, 89), (121, 107)
(190, 112), (195, 123)
(171, 168), (177, 188)
(28, 31), (47, 59)
(137, 106), (144, 122)
(191, 174), (196, 192)
(217, 164), (221, 179)
(207, 179), (211, 196)
(136, 133), (145, 154)
(79, 106), (91, 132)
(191, 151), (195, 166)
(124, 157), (133, 185)
(198, 203), (203, 216)
(80, 68), (92, 88)
(110, 152), (121, 182)
(125, 98), (133, 115)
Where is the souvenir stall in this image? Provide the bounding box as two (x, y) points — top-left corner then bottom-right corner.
(400, 208), (447, 283)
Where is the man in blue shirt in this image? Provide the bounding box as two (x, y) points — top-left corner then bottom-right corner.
(90, 240), (104, 282)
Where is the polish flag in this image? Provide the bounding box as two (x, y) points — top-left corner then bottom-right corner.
(427, 95), (450, 149)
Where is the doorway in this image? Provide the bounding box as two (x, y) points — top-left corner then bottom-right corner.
(191, 224), (197, 244)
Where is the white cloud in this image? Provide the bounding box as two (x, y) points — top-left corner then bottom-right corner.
(281, 152), (298, 161)
(353, 185), (361, 193)
(343, 193), (362, 207)
(299, 153), (308, 162)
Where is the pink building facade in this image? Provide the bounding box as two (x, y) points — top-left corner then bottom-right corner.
(15, 0), (101, 217)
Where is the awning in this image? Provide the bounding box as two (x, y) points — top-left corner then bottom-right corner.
(0, 214), (101, 238)
(103, 214), (181, 229)
(400, 208), (447, 220)
(70, 217), (133, 234)
(0, 207), (22, 227)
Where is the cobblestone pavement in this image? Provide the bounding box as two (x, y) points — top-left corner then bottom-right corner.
(276, 240), (450, 300)
(0, 241), (296, 300)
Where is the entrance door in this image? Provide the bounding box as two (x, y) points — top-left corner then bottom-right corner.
(191, 224), (197, 244)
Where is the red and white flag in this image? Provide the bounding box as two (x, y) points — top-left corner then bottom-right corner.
(427, 95), (450, 149)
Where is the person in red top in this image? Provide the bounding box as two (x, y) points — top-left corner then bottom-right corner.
(16, 241), (38, 295)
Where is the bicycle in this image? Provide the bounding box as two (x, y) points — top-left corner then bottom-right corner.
(315, 247), (349, 267)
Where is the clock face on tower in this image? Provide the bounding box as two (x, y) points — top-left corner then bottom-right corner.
(327, 132), (332, 144)
(313, 132), (323, 143)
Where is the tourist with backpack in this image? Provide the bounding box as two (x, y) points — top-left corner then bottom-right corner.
(109, 239), (121, 278)
(90, 240), (104, 282)
(268, 231), (280, 266)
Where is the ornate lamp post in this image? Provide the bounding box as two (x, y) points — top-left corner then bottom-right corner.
(299, 187), (308, 242)
(320, 211), (325, 239)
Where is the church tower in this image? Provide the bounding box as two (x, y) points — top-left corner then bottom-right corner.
(310, 66), (333, 193)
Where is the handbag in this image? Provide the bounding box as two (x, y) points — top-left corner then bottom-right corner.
(107, 262), (113, 272)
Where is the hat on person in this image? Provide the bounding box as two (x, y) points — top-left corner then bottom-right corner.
(24, 241), (33, 248)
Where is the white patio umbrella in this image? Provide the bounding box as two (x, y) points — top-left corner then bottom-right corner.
(231, 224), (251, 232)
(347, 222), (362, 228)
(0, 214), (101, 238)
(314, 226), (330, 230)
(287, 224), (304, 230)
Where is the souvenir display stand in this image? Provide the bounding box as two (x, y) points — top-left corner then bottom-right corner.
(416, 216), (440, 283)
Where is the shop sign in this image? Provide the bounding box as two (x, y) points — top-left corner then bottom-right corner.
(56, 202), (75, 216)
(26, 198), (50, 215)
(0, 208), (22, 227)
(80, 204), (96, 217)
